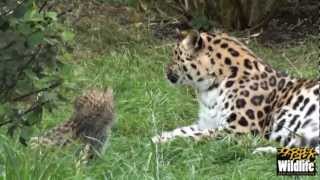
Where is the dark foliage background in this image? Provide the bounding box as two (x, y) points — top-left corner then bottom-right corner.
(0, 0), (74, 144)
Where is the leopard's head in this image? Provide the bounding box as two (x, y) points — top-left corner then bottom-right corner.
(166, 30), (218, 90)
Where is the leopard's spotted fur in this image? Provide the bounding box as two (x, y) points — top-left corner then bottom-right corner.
(152, 30), (319, 153)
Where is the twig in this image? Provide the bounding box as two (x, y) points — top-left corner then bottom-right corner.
(12, 80), (62, 102)
(57, 8), (73, 18)
(239, 0), (281, 34)
(22, 100), (49, 116)
(1, 46), (43, 97)
(0, 0), (26, 17)
(282, 53), (303, 77)
(17, 46), (42, 79)
(184, 0), (189, 11)
(234, 0), (249, 30)
(38, 0), (49, 13)
(0, 41), (16, 51)
(0, 100), (49, 127)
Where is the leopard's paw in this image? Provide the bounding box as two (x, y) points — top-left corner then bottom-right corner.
(151, 132), (171, 144)
(253, 146), (277, 154)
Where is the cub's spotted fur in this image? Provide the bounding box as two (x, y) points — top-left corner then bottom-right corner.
(31, 88), (115, 158)
(152, 30), (319, 153)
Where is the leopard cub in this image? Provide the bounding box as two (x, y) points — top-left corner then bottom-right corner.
(31, 88), (115, 158)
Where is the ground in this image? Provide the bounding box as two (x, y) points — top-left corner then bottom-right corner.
(0, 1), (319, 179)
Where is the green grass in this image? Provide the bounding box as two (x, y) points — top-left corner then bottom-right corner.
(0, 27), (319, 179)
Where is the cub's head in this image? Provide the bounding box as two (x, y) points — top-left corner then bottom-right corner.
(74, 88), (114, 126)
(166, 30), (218, 90)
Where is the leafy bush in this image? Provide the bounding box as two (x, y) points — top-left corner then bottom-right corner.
(139, 0), (285, 31)
(0, 0), (74, 144)
(216, 0), (284, 30)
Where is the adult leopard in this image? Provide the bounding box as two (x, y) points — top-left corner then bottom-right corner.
(152, 30), (319, 153)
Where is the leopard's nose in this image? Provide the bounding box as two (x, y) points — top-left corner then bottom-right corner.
(166, 68), (179, 83)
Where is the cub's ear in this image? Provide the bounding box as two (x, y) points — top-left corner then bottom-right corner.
(181, 30), (203, 51)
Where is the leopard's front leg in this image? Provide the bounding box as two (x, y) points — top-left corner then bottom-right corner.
(152, 125), (197, 143)
(152, 85), (230, 144)
(152, 125), (222, 144)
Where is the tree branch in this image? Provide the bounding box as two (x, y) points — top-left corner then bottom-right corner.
(22, 100), (49, 116)
(0, 100), (49, 127)
(0, 0), (26, 18)
(39, 0), (49, 13)
(0, 119), (12, 127)
(12, 80), (62, 102)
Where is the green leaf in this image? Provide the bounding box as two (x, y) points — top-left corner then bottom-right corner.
(25, 69), (39, 81)
(61, 31), (75, 42)
(12, 1), (31, 18)
(46, 12), (58, 21)
(24, 8), (37, 20)
(0, 103), (9, 116)
(20, 126), (33, 142)
(27, 31), (44, 47)
(17, 23), (32, 35)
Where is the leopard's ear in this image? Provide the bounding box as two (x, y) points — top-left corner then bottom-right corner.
(176, 28), (188, 41)
(181, 30), (203, 51)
